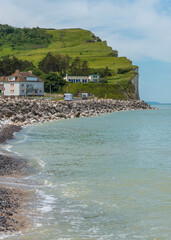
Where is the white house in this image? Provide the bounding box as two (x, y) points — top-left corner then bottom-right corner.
(0, 70), (44, 98)
(64, 74), (100, 83)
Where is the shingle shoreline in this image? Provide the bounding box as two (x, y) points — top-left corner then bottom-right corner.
(0, 98), (155, 233)
(0, 125), (30, 233)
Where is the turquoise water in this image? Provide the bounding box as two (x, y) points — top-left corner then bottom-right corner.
(2, 105), (171, 240)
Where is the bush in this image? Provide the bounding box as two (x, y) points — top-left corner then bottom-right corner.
(0, 24), (52, 49)
(90, 67), (112, 78)
(45, 72), (66, 93)
(117, 68), (132, 74)
(99, 79), (108, 83)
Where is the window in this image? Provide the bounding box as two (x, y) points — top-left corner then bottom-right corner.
(26, 77), (37, 81)
(32, 84), (38, 90)
(8, 77), (15, 81)
(22, 84), (24, 87)
(22, 90), (25, 93)
(10, 90), (14, 93)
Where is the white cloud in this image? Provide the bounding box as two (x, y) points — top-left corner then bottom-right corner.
(0, 0), (171, 62)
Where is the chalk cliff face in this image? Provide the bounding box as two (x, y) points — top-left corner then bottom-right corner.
(131, 68), (140, 100)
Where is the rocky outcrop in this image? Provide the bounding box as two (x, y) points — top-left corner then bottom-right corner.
(0, 98), (153, 126)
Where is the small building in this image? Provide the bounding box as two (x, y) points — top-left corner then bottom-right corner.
(0, 70), (44, 98)
(64, 74), (100, 83)
(82, 93), (88, 99)
(64, 93), (73, 101)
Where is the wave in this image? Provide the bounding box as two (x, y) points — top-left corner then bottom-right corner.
(36, 189), (56, 213)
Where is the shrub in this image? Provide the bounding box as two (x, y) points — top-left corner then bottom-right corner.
(117, 68), (132, 74)
(99, 79), (108, 83)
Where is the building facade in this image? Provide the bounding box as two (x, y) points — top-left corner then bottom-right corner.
(64, 74), (100, 83)
(0, 70), (44, 98)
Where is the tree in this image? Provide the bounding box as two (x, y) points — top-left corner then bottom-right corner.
(60, 54), (70, 75)
(70, 57), (89, 75)
(70, 56), (82, 75)
(81, 60), (89, 75)
(38, 52), (57, 73)
(103, 67), (112, 77)
(0, 24), (52, 49)
(38, 53), (71, 75)
(45, 72), (66, 93)
(0, 56), (33, 76)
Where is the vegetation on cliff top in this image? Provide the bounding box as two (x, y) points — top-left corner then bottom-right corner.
(0, 24), (52, 49)
(0, 25), (138, 99)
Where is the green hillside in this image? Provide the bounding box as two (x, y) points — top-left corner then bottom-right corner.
(0, 25), (138, 99)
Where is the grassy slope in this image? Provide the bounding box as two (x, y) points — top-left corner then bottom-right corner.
(0, 28), (137, 99)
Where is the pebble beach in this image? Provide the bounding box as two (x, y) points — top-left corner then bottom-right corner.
(0, 97), (153, 234)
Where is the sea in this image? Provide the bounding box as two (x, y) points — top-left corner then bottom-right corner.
(0, 104), (171, 240)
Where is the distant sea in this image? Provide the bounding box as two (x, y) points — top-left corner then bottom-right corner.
(1, 104), (171, 240)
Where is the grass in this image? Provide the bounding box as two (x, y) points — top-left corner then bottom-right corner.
(0, 27), (138, 99)
(0, 28), (136, 70)
(62, 80), (135, 100)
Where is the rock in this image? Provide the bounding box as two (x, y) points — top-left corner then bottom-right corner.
(0, 96), (154, 127)
(13, 114), (26, 122)
(1, 108), (14, 118)
(74, 111), (81, 118)
(55, 113), (67, 118)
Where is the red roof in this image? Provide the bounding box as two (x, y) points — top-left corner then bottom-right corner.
(0, 70), (44, 82)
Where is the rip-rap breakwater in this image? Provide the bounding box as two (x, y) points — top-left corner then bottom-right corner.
(0, 98), (153, 126)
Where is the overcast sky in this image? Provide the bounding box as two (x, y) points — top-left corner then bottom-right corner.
(0, 0), (171, 102)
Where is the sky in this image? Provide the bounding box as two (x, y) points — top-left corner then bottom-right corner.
(0, 0), (171, 102)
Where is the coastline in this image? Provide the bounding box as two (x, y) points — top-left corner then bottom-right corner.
(0, 125), (31, 233)
(0, 98), (154, 234)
